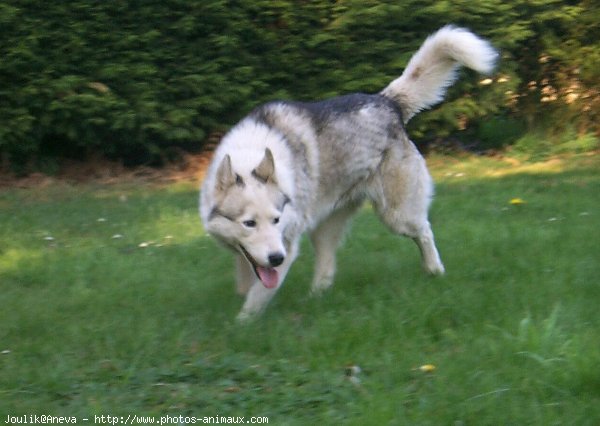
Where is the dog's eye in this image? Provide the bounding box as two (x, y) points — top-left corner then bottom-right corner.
(242, 220), (257, 228)
(273, 217), (280, 224)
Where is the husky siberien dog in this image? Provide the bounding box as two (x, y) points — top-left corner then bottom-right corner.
(200, 26), (497, 320)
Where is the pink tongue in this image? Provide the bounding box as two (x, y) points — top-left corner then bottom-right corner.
(257, 266), (279, 289)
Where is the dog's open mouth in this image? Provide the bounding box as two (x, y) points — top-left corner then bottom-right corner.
(239, 245), (279, 289)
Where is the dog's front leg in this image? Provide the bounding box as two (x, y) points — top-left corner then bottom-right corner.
(237, 282), (279, 322)
(237, 239), (299, 322)
(310, 202), (362, 295)
(235, 254), (256, 296)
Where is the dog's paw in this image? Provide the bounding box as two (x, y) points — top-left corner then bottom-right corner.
(309, 287), (325, 298)
(310, 285), (331, 298)
(236, 309), (260, 323)
(310, 276), (334, 296)
(425, 262), (445, 276)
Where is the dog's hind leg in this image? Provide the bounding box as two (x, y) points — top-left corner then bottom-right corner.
(371, 147), (445, 275)
(237, 239), (300, 322)
(412, 221), (445, 275)
(310, 202), (362, 294)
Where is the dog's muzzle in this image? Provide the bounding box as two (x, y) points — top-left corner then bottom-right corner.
(239, 245), (282, 289)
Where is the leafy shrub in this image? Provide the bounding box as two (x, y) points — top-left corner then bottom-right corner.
(474, 116), (527, 151)
(0, 0), (597, 170)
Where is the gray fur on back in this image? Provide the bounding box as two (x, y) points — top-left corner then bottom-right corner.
(250, 93), (415, 222)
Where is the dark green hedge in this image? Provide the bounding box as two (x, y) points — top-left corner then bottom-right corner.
(1, 1), (597, 169)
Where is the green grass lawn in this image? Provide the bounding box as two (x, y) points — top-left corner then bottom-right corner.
(1, 154), (599, 424)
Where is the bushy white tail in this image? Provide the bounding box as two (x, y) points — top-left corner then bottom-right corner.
(381, 26), (498, 123)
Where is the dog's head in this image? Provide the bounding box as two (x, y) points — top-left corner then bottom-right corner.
(204, 148), (291, 288)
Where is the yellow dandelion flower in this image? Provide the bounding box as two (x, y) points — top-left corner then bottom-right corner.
(509, 198), (526, 205)
(418, 364), (436, 373)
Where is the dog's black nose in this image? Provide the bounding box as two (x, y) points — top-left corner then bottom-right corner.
(268, 253), (285, 267)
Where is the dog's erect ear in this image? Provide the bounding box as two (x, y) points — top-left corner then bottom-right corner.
(216, 154), (244, 191)
(252, 148), (276, 184)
